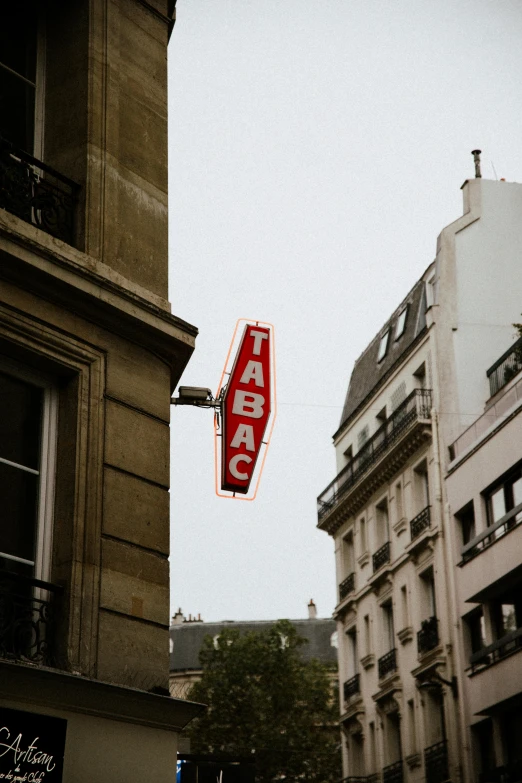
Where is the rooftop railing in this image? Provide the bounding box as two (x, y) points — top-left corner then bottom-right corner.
(318, 390), (432, 522)
(0, 568), (63, 666)
(0, 136), (79, 245)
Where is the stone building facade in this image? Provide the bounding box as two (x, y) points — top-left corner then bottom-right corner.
(0, 1), (202, 780)
(318, 170), (522, 783)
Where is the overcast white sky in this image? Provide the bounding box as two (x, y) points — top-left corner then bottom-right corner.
(167, 0), (522, 623)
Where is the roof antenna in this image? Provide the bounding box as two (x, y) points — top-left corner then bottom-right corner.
(471, 149), (482, 178)
(491, 161), (498, 180)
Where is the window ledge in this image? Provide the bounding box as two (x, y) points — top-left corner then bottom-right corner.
(358, 551), (370, 568)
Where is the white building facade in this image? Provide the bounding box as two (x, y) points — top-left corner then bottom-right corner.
(318, 169), (522, 783)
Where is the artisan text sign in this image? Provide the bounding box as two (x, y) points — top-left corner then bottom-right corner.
(0, 707), (67, 782)
(221, 324), (272, 494)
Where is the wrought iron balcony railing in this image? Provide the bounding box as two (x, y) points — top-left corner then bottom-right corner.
(0, 136), (79, 245)
(318, 390), (432, 522)
(487, 336), (522, 397)
(339, 572), (355, 600)
(469, 626), (522, 674)
(417, 616), (439, 655)
(378, 647), (397, 679)
(0, 569), (62, 666)
(410, 506), (431, 541)
(382, 760), (403, 783)
(343, 673), (360, 701)
(424, 740), (449, 783)
(372, 541), (391, 573)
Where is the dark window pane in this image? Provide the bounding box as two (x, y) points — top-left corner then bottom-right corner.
(0, 461), (38, 563)
(0, 371), (42, 469)
(0, 5), (38, 82)
(0, 67), (35, 152)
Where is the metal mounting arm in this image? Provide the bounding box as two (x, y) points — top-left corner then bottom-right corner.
(171, 386), (224, 410)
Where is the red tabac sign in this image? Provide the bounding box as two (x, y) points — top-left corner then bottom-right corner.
(221, 324), (272, 494)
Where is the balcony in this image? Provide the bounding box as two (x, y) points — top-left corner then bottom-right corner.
(344, 673), (360, 701)
(410, 506), (430, 541)
(417, 616), (439, 656)
(487, 336), (522, 397)
(372, 541), (391, 573)
(424, 740), (449, 783)
(0, 569), (62, 666)
(0, 136), (79, 245)
(340, 572), (355, 600)
(318, 390), (432, 533)
(382, 761), (403, 783)
(460, 501), (522, 564)
(378, 648), (397, 679)
(470, 626), (522, 675)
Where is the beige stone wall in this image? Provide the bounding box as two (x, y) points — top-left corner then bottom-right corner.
(44, 0), (171, 297)
(0, 0), (196, 692)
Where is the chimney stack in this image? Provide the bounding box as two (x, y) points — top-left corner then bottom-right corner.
(308, 599), (317, 620)
(171, 608), (185, 625)
(471, 149), (482, 178)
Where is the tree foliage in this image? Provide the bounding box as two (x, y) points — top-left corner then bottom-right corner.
(187, 620), (342, 783)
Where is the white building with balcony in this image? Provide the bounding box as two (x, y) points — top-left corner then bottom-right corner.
(318, 165), (522, 783)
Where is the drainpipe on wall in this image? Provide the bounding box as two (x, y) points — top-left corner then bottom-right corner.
(432, 407), (466, 783)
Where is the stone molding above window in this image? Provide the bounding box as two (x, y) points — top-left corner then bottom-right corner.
(393, 516), (408, 535)
(361, 653), (375, 670)
(397, 626), (414, 645)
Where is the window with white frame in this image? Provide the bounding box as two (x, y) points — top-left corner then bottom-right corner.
(0, 3), (45, 156)
(0, 363), (57, 582)
(377, 330), (390, 363)
(395, 307), (408, 340)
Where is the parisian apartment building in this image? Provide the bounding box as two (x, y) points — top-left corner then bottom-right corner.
(317, 166), (522, 783)
(0, 1), (204, 780)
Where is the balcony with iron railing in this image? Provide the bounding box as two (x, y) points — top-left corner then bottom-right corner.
(487, 336), (522, 398)
(378, 647), (397, 679)
(0, 569), (62, 667)
(0, 136), (79, 246)
(339, 572), (355, 601)
(372, 541), (391, 573)
(424, 740), (449, 783)
(343, 673), (360, 701)
(382, 761), (403, 783)
(410, 506), (431, 541)
(318, 390), (432, 530)
(417, 616), (439, 656)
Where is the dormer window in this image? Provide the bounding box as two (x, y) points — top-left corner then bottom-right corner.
(395, 307), (408, 340)
(377, 330), (390, 363)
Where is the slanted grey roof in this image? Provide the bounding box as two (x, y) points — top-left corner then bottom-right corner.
(336, 277), (427, 437)
(170, 617), (337, 672)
